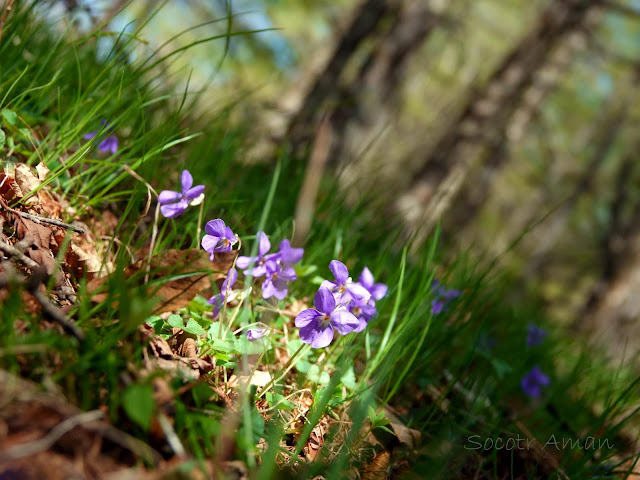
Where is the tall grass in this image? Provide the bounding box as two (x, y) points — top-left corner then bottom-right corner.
(0, 2), (638, 479)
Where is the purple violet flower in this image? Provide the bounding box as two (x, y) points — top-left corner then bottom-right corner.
(260, 239), (303, 299)
(527, 324), (547, 347)
(83, 120), (119, 154)
(202, 219), (238, 261)
(236, 232), (273, 277)
(295, 287), (360, 348)
(349, 299), (378, 332)
(521, 366), (550, 398)
(237, 233), (303, 299)
(262, 261), (297, 300)
(430, 280), (460, 315)
(321, 260), (371, 305)
(208, 268), (238, 317)
(348, 267), (388, 332)
(158, 170), (205, 218)
(359, 267), (388, 301)
(277, 239), (304, 266)
(247, 328), (267, 341)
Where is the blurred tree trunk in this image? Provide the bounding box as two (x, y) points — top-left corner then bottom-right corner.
(291, 0), (437, 242)
(246, 0), (403, 162)
(284, 0), (402, 155)
(575, 153), (640, 361)
(524, 103), (627, 277)
(249, 0), (442, 168)
(396, 0), (603, 247)
(328, 0), (437, 169)
(446, 33), (588, 238)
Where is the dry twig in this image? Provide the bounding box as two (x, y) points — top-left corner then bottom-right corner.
(0, 239), (40, 270)
(0, 410), (104, 461)
(0, 248), (84, 341)
(0, 202), (85, 234)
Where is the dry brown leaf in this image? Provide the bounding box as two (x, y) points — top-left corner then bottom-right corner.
(281, 298), (310, 319)
(178, 337), (215, 374)
(140, 324), (213, 380)
(0, 371), (161, 478)
(304, 417), (329, 461)
(383, 406), (421, 449)
(35, 162), (49, 182)
(361, 451), (390, 480)
(92, 210), (119, 237)
(67, 243), (104, 279)
(0, 169), (18, 202)
(235, 370), (271, 388)
(88, 248), (236, 314)
(14, 164), (41, 204)
(14, 217), (60, 279)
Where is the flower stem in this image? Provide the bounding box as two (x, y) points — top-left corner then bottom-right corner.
(144, 202), (161, 284)
(195, 200), (204, 243)
(256, 343), (308, 398)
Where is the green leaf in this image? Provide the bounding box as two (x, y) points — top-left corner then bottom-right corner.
(367, 405), (378, 423)
(18, 127), (32, 140)
(212, 338), (235, 353)
(166, 314), (205, 335)
(367, 405), (390, 429)
(295, 264), (317, 277)
(238, 406), (265, 449)
(145, 315), (164, 334)
(307, 364), (330, 385)
(295, 359), (311, 373)
(122, 384), (154, 431)
(491, 358), (513, 379)
(341, 366), (357, 391)
(286, 339), (304, 357)
(216, 358), (236, 368)
(266, 392), (295, 410)
(0, 129), (5, 150)
(166, 314), (184, 329)
(188, 294), (212, 313)
(1, 109), (17, 126)
(192, 382), (217, 408)
(183, 318), (206, 335)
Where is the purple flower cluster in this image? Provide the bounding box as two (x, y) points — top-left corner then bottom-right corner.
(521, 366), (550, 398)
(430, 280), (460, 315)
(158, 170), (205, 218)
(521, 324), (550, 398)
(148, 166), (392, 351)
(295, 261), (387, 347)
(236, 232), (303, 300)
(83, 120), (118, 154)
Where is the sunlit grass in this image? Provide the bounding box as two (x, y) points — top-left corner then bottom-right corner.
(0, 2), (638, 479)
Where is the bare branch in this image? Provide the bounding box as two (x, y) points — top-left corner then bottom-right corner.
(0, 250), (84, 341)
(0, 410), (104, 461)
(1, 205), (86, 234)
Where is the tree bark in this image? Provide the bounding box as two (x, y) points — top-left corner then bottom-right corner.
(328, 0), (437, 170)
(524, 104), (627, 277)
(575, 153), (640, 361)
(396, 0), (603, 246)
(284, 0), (401, 155)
